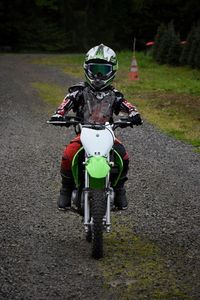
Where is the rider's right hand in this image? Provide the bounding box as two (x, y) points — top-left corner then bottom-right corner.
(49, 114), (64, 122)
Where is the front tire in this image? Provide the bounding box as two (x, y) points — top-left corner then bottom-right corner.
(86, 227), (92, 243)
(91, 190), (107, 259)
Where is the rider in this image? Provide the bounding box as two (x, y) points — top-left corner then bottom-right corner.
(50, 44), (142, 210)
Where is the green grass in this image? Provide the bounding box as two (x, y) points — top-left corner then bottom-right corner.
(134, 94), (200, 148)
(116, 51), (200, 95)
(32, 53), (84, 78)
(32, 51), (200, 150)
(32, 82), (66, 107)
(98, 216), (190, 300)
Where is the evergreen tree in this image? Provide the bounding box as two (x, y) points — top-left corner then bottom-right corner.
(179, 26), (196, 65)
(188, 24), (200, 67)
(152, 23), (167, 60)
(1, 0), (200, 52)
(156, 21), (176, 64)
(167, 32), (181, 66)
(194, 42), (200, 69)
(193, 24), (200, 68)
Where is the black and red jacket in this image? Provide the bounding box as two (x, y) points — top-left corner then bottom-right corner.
(55, 82), (139, 124)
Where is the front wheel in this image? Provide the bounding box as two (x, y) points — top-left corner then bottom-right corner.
(91, 190), (107, 259)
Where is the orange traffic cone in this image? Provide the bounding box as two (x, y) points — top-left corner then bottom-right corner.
(128, 56), (139, 81)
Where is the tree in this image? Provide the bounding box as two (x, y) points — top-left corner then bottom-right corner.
(1, 0), (200, 52)
(179, 26), (196, 65)
(194, 24), (200, 68)
(156, 21), (176, 64)
(188, 24), (200, 68)
(152, 23), (167, 61)
(167, 32), (181, 66)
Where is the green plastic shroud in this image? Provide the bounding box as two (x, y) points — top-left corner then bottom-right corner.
(72, 147), (123, 189)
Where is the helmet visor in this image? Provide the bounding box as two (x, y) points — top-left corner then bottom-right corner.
(87, 63), (113, 78)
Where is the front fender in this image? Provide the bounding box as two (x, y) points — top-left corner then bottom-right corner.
(86, 156), (110, 178)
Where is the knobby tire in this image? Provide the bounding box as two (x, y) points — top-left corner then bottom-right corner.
(91, 190), (107, 259)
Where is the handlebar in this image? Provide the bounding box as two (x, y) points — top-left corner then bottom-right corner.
(113, 118), (133, 130)
(47, 116), (81, 126)
(47, 116), (133, 129)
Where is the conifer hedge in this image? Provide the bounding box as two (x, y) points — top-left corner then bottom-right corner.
(152, 21), (200, 69)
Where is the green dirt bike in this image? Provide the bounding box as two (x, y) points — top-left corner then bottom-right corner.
(48, 116), (132, 259)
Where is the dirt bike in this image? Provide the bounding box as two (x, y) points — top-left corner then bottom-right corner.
(48, 116), (132, 259)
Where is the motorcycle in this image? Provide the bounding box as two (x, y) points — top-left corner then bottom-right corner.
(48, 116), (132, 259)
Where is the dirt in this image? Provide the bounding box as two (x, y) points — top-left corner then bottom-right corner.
(0, 54), (199, 300)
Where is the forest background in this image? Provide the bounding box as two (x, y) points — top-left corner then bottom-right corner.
(0, 0), (200, 52)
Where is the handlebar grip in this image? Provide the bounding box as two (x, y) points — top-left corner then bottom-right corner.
(47, 120), (69, 126)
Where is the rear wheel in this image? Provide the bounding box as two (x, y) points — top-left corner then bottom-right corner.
(91, 190), (107, 259)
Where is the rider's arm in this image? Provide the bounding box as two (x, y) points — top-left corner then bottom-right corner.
(113, 89), (138, 115)
(120, 98), (142, 125)
(49, 94), (75, 121)
(113, 89), (142, 125)
(55, 93), (75, 116)
(50, 84), (84, 120)
(120, 98), (139, 115)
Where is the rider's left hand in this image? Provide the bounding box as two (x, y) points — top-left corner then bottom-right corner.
(129, 113), (143, 125)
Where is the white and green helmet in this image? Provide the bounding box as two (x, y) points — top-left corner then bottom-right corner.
(84, 44), (118, 90)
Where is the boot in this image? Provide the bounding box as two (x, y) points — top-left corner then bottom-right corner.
(58, 173), (74, 210)
(114, 187), (128, 210)
(114, 176), (128, 210)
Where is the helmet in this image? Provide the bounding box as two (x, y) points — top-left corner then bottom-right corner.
(83, 44), (118, 90)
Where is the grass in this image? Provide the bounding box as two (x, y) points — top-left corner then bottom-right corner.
(98, 216), (189, 300)
(32, 82), (65, 108)
(133, 94), (200, 147)
(116, 52), (200, 150)
(32, 53), (84, 78)
(32, 51), (200, 151)
(116, 51), (200, 96)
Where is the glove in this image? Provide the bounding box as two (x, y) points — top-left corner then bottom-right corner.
(129, 113), (143, 125)
(49, 114), (72, 128)
(49, 113), (64, 122)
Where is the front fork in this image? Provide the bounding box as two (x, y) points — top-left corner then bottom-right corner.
(84, 169), (90, 233)
(83, 168), (114, 233)
(105, 174), (112, 232)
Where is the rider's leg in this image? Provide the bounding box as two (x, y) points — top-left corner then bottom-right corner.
(113, 140), (129, 210)
(58, 135), (81, 210)
(58, 171), (75, 210)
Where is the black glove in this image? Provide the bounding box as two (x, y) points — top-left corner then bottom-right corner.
(49, 114), (64, 122)
(129, 113), (143, 126)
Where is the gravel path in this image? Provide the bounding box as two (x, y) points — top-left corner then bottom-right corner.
(0, 54), (199, 299)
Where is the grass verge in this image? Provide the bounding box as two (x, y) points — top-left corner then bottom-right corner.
(32, 82), (65, 108)
(133, 93), (200, 148)
(99, 216), (190, 300)
(32, 52), (200, 151)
